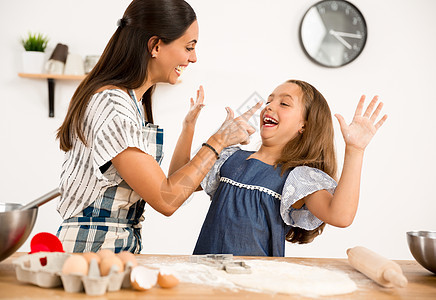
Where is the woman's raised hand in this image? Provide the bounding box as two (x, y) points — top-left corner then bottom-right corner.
(335, 95), (388, 151)
(183, 85), (205, 129)
(214, 101), (263, 147)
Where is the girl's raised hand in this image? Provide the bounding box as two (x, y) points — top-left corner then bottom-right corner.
(183, 85), (205, 129)
(335, 95), (387, 151)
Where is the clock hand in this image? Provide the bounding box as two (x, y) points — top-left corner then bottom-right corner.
(329, 30), (352, 50)
(332, 30), (362, 39)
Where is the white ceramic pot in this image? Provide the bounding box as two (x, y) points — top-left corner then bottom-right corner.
(22, 51), (45, 74)
(64, 53), (85, 75)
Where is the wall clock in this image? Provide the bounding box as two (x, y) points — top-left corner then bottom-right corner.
(299, 0), (367, 68)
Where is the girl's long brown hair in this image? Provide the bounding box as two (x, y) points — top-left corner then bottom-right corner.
(276, 80), (337, 244)
(57, 0), (196, 152)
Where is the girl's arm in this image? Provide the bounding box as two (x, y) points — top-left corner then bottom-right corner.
(302, 95), (387, 227)
(168, 86), (204, 176)
(112, 101), (262, 217)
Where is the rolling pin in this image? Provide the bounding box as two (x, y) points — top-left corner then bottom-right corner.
(347, 246), (408, 288)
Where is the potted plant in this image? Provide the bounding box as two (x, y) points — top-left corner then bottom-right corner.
(21, 32), (49, 74)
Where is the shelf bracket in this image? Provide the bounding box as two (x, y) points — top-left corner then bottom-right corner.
(47, 78), (55, 117)
(18, 73), (86, 118)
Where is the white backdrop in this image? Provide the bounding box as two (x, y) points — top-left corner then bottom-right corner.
(0, 0), (435, 259)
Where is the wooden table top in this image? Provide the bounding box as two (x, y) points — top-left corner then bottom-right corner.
(0, 252), (435, 299)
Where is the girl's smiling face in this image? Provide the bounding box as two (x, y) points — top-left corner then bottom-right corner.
(260, 82), (306, 147)
(148, 20), (198, 84)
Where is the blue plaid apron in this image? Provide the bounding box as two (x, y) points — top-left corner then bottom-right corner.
(57, 90), (163, 254)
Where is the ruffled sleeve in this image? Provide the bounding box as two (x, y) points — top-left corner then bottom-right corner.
(200, 146), (240, 198)
(280, 166), (337, 230)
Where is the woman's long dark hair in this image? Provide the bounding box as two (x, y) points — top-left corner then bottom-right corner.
(57, 0), (196, 151)
(275, 80), (337, 244)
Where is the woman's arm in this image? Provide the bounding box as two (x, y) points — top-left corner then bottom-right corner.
(168, 86), (204, 176)
(302, 95), (387, 227)
(112, 102), (262, 216)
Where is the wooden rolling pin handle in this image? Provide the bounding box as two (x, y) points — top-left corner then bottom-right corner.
(383, 268), (408, 288)
(347, 246), (408, 288)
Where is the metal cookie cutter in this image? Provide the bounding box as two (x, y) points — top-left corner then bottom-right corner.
(223, 261), (251, 274)
(190, 254), (233, 269)
(190, 254), (251, 274)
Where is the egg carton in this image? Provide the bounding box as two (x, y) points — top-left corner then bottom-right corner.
(13, 252), (133, 296)
(13, 252), (70, 288)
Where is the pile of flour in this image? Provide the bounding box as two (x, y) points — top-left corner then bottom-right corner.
(144, 259), (357, 297)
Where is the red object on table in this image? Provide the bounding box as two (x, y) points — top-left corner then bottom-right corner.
(29, 232), (64, 254)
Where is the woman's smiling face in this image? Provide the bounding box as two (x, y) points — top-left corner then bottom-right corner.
(260, 82), (306, 147)
(148, 20), (199, 85)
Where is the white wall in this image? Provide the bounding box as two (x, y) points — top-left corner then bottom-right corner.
(1, 0), (435, 260)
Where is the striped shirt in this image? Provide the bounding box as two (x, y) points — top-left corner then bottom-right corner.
(57, 89), (152, 219)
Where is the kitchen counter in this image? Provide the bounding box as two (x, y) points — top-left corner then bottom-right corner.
(0, 252), (435, 299)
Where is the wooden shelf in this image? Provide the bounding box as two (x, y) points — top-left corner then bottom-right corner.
(18, 73), (86, 117)
(18, 73), (86, 80)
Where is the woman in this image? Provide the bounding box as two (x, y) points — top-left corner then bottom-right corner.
(56, 0), (261, 253)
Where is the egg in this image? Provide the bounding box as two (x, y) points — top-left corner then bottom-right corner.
(117, 251), (138, 268)
(130, 266), (158, 291)
(62, 254), (89, 276)
(99, 256), (124, 276)
(157, 270), (179, 289)
(97, 249), (116, 261)
(82, 252), (101, 264)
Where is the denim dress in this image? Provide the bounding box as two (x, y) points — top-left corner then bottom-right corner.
(193, 147), (337, 257)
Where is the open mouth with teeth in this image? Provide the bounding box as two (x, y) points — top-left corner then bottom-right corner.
(263, 116), (279, 127)
(175, 65), (186, 76)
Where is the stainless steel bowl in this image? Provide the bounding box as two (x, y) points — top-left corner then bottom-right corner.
(0, 188), (60, 262)
(407, 231), (436, 274)
(0, 203), (37, 262)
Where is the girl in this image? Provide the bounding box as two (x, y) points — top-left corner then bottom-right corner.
(56, 0), (261, 253)
(193, 79), (387, 256)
